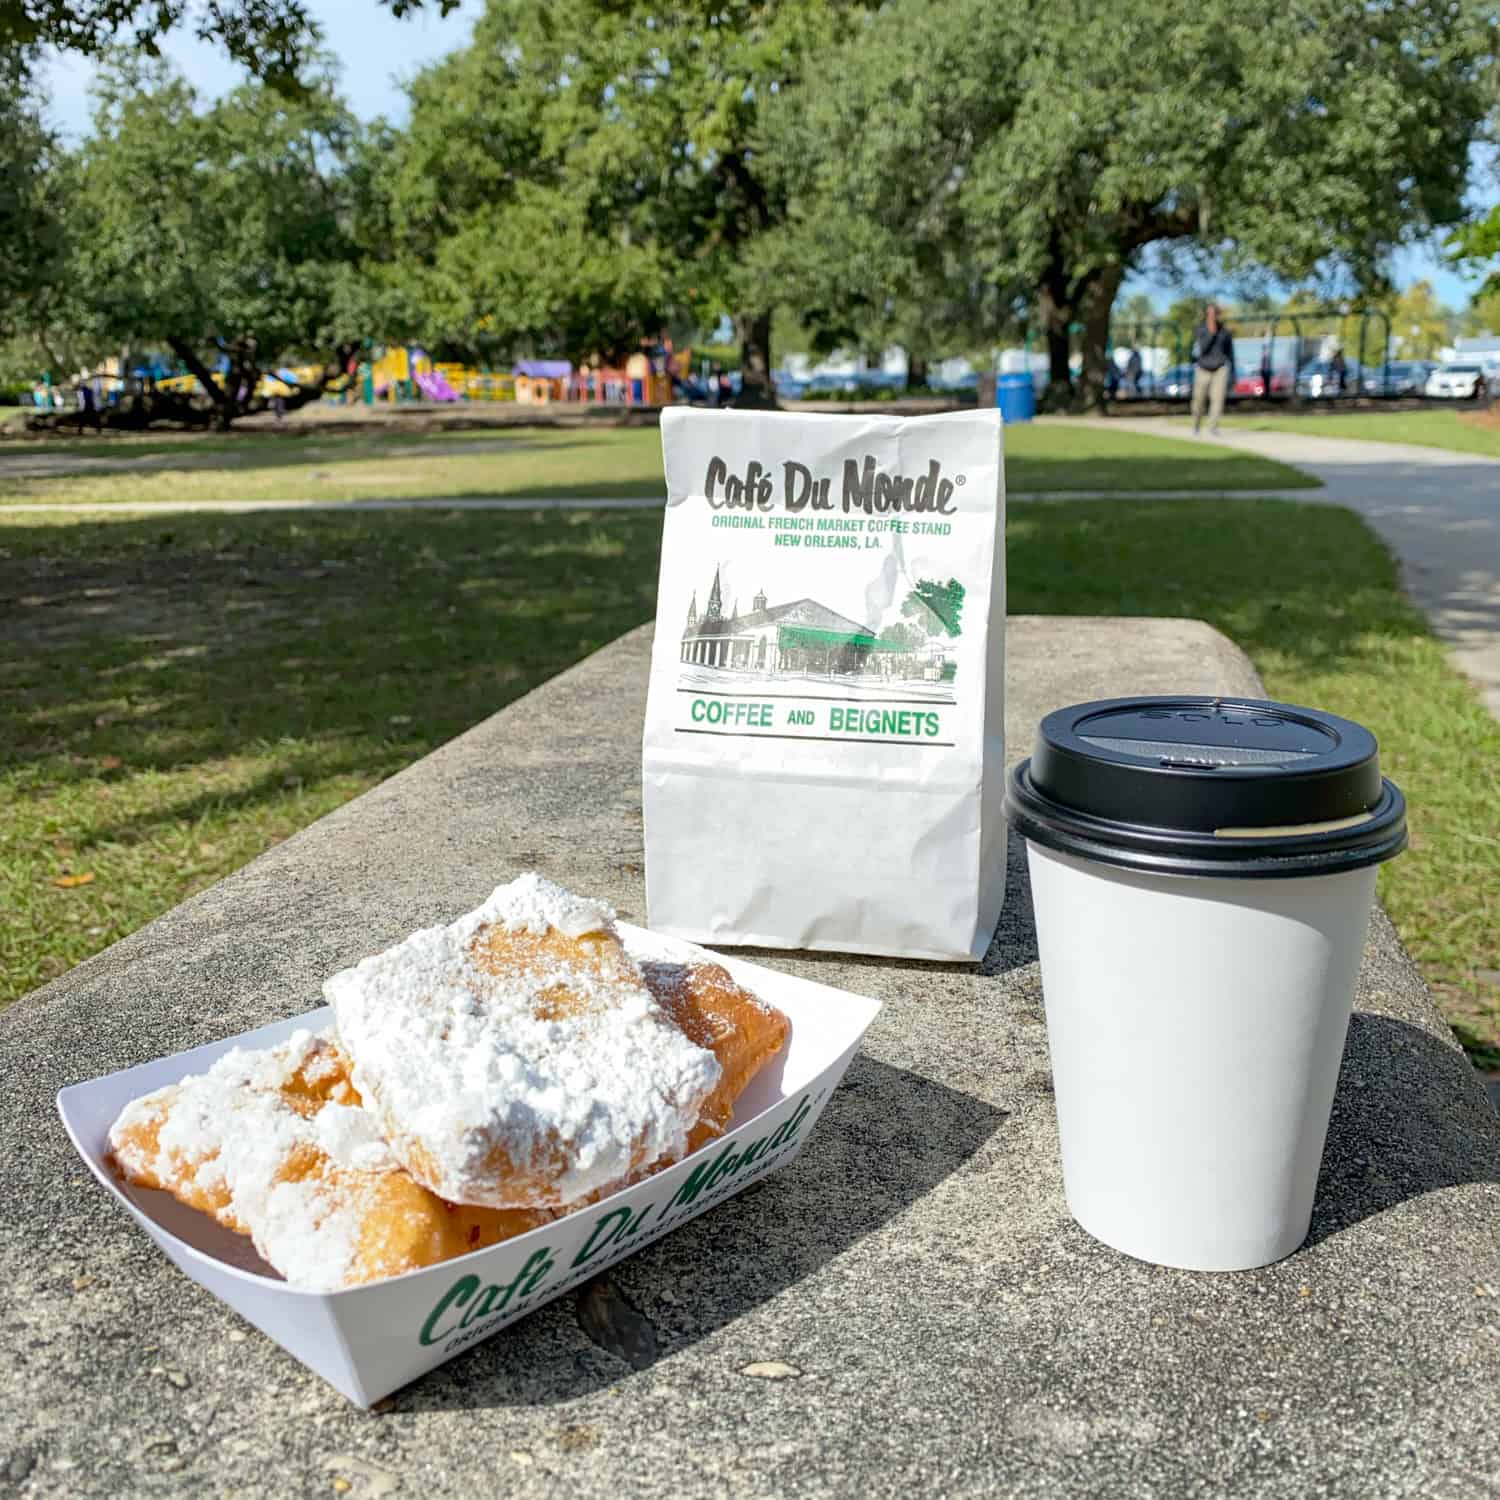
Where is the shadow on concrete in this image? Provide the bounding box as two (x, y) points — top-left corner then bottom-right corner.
(979, 836), (1039, 978)
(399, 1056), (1006, 1411)
(1307, 1012), (1500, 1248)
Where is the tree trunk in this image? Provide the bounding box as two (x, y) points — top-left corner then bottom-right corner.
(166, 336), (236, 428)
(268, 343), (359, 416)
(1076, 265), (1124, 412)
(225, 336), (262, 430)
(731, 311), (776, 409)
(124, 338), (360, 431)
(907, 354), (930, 390)
(1037, 281), (1074, 410)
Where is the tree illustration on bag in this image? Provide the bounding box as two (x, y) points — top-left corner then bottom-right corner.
(903, 578), (965, 638)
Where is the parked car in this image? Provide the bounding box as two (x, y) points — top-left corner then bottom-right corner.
(1232, 369), (1295, 399)
(1424, 363), (1488, 400)
(1360, 360), (1435, 397)
(1295, 360), (1363, 399)
(1155, 364), (1196, 399)
(804, 372), (862, 395)
(932, 370), (979, 392)
(1110, 369), (1162, 398)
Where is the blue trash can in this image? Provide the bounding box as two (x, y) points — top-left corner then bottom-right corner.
(997, 371), (1036, 424)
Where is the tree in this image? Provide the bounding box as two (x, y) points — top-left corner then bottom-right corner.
(1464, 286), (1500, 338)
(877, 621), (926, 652)
(56, 56), (368, 427)
(903, 579), (965, 639)
(0, 54), (69, 347)
(379, 0), (879, 404)
(761, 0), (1497, 407)
(366, 32), (673, 365)
(1389, 281), (1452, 358)
(396, 190), (676, 363)
(1, 0), (454, 88)
(1451, 208), (1500, 298)
(1113, 292), (1158, 344)
(745, 184), (1029, 385)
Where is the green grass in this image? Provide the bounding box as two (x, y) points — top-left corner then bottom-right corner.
(0, 507), (660, 1000)
(2, 495), (1494, 1064)
(1006, 422), (1318, 490)
(0, 428), (669, 506)
(1008, 498), (1500, 1065)
(0, 420), (1317, 507)
(1217, 407), (1500, 459)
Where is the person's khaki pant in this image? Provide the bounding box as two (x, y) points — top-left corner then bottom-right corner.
(1191, 365), (1229, 430)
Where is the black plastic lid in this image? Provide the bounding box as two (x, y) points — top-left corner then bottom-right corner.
(1004, 696), (1406, 878)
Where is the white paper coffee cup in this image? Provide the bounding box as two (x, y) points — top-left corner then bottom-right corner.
(1005, 696), (1406, 1272)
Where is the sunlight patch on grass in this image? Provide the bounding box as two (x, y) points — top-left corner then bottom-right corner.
(1215, 408), (1500, 459)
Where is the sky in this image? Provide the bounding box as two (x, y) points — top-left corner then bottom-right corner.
(38, 0), (481, 139)
(36, 3), (1496, 311)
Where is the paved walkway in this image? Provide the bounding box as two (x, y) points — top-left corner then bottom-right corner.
(1064, 416), (1500, 720)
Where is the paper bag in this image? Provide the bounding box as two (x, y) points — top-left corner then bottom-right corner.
(643, 407), (1006, 960)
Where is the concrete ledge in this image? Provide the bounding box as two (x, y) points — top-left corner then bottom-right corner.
(3, 617), (1497, 1498)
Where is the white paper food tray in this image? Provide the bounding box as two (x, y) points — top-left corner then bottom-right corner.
(57, 925), (881, 1407)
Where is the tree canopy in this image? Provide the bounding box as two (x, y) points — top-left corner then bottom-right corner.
(0, 0), (454, 86)
(1451, 207), (1500, 297)
(0, 54), (65, 345)
(55, 56), (369, 425)
(761, 0), (1497, 405)
(375, 0), (879, 400)
(4, 0), (1499, 419)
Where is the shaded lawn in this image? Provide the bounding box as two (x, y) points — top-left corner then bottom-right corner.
(0, 420), (1316, 506)
(0, 507), (661, 1001)
(0, 428), (665, 505)
(0, 426), (534, 465)
(3, 496), (1491, 1065)
(1214, 407), (1500, 460)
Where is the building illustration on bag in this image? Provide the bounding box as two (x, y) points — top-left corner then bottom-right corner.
(678, 567), (960, 692)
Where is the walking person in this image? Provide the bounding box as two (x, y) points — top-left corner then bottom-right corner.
(75, 380), (102, 434)
(1190, 302), (1234, 435)
(1329, 346), (1347, 397)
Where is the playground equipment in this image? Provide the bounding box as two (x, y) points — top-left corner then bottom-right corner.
(513, 359), (572, 404)
(362, 346), (682, 407)
(413, 368), (460, 402)
(28, 340), (690, 416)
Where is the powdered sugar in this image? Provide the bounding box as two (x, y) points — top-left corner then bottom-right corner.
(109, 1028), (398, 1291)
(456, 871), (617, 943)
(314, 1103), (400, 1174)
(324, 873), (722, 1208)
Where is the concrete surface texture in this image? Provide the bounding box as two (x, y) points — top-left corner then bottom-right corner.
(1075, 414), (1500, 720)
(2, 618), (1497, 1499)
